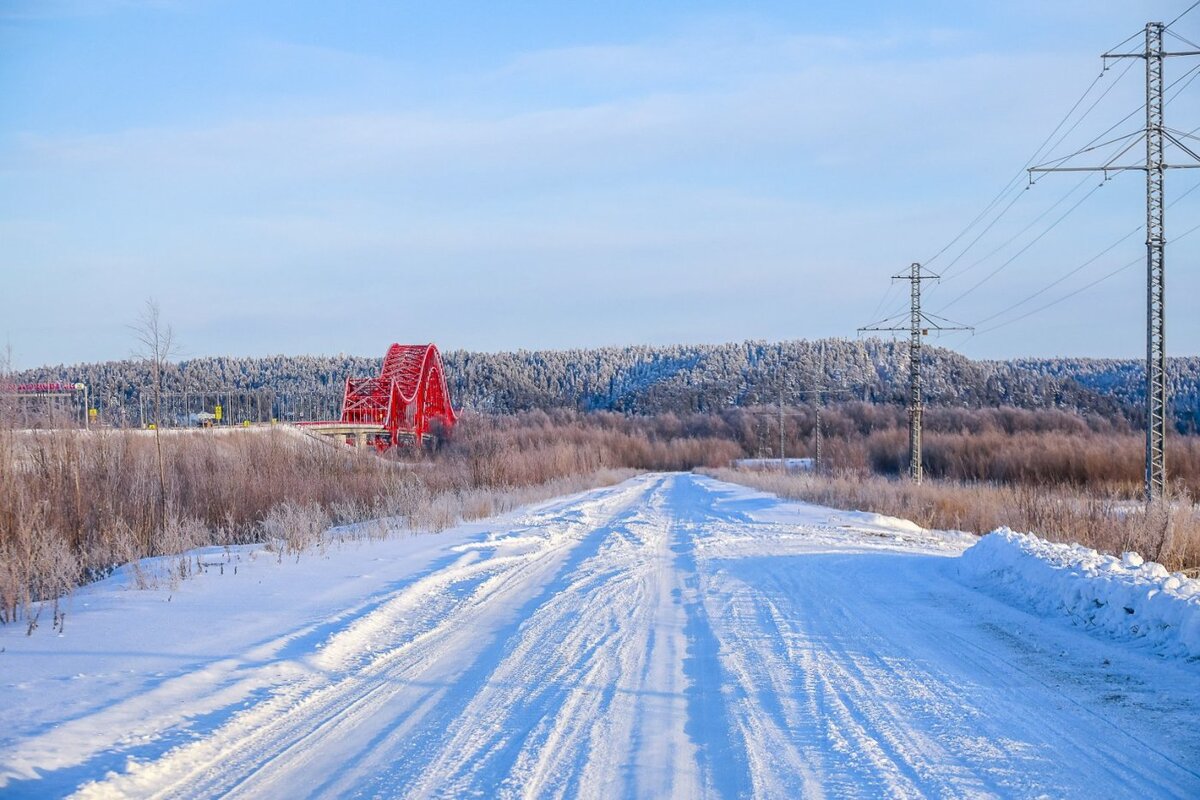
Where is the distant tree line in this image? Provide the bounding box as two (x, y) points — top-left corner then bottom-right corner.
(9, 338), (1200, 431)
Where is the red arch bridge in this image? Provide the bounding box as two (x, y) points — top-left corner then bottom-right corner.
(297, 343), (457, 451)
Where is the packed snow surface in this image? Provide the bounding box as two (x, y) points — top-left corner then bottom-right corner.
(2, 473), (1198, 799)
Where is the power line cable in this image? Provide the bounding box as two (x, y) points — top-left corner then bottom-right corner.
(1167, 0), (1200, 29)
(971, 229), (1139, 326)
(929, 59), (1139, 286)
(975, 257), (1139, 334)
(936, 180), (1106, 311)
(939, 174), (1095, 284)
(1029, 129), (1143, 171)
(1039, 60), (1200, 171)
(866, 277), (903, 325)
(975, 217), (1200, 336)
(867, 21), (1194, 334)
(1033, 58), (1141, 173)
(1165, 60), (1200, 107)
(931, 121), (1143, 306)
(1106, 28), (1146, 55)
(1165, 28), (1200, 50)
(937, 60), (1196, 314)
(922, 68), (1114, 270)
(935, 183), (1028, 278)
(969, 177), (1200, 328)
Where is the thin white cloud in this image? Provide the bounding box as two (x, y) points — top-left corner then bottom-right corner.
(11, 39), (1090, 186)
(0, 0), (193, 20)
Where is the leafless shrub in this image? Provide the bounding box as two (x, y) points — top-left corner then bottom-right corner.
(260, 502), (330, 560)
(2, 406), (724, 621)
(724, 402), (1200, 499)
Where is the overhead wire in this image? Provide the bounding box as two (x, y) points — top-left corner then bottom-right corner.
(970, 229), (1140, 328)
(932, 185), (1028, 279)
(1167, 0), (1200, 29)
(872, 37), (1142, 322)
(971, 189), (1200, 336)
(929, 114), (1147, 310)
(1030, 58), (1141, 178)
(969, 177), (1200, 329)
(920, 68), (1113, 271)
(896, 14), (1200, 348)
(1106, 28), (1146, 55)
(1022, 59), (1197, 182)
(938, 173), (1094, 284)
(934, 180), (1106, 312)
(925, 58), (1140, 292)
(858, 309), (910, 332)
(974, 256), (1141, 335)
(866, 276), (903, 326)
(928, 47), (1197, 316)
(1027, 129), (1143, 172)
(1165, 28), (1200, 50)
(1100, 130), (1150, 171)
(1166, 60), (1200, 106)
(865, 16), (1198, 341)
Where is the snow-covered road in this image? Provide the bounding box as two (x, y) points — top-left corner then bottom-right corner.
(3, 473), (1198, 798)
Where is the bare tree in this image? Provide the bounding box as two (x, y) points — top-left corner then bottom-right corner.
(131, 299), (178, 545)
(0, 342), (16, 474)
(0, 341), (14, 428)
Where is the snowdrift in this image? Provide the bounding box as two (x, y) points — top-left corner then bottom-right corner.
(960, 529), (1200, 659)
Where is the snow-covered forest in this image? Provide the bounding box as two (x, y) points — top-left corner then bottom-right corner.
(13, 339), (1200, 430)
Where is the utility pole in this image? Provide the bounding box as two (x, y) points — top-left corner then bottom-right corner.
(778, 383), (786, 468)
(806, 343), (851, 474)
(814, 395), (823, 473)
(860, 263), (971, 483)
(757, 344), (851, 473)
(1030, 22), (1200, 502)
(813, 345), (825, 473)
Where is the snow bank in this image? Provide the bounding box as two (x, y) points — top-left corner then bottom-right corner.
(959, 528), (1200, 659)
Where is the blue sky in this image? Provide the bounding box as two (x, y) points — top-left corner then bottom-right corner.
(1, 0), (1197, 368)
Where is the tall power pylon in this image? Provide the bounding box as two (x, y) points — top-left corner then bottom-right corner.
(1030, 22), (1200, 502)
(860, 263), (971, 484)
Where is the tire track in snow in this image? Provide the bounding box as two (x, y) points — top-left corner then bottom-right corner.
(335, 475), (699, 799)
(70, 476), (662, 799)
(686, 517), (1199, 796)
(26, 472), (1200, 799)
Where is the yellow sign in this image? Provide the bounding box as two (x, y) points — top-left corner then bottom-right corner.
(242, 420), (250, 427)
(214, 404), (223, 421)
(88, 408), (98, 419)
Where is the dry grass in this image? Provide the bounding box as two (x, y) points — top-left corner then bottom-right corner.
(704, 467), (1200, 572)
(0, 409), (737, 622)
(9, 396), (1200, 623)
(728, 403), (1200, 498)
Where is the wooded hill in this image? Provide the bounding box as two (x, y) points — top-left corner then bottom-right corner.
(11, 339), (1200, 431)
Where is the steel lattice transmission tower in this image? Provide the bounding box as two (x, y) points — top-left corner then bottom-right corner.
(1030, 22), (1200, 502)
(860, 263), (971, 484)
(1145, 22), (1169, 501)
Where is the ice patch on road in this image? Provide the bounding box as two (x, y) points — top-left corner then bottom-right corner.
(959, 528), (1200, 659)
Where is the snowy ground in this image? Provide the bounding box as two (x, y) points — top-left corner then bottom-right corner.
(2, 473), (1198, 799)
